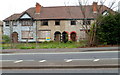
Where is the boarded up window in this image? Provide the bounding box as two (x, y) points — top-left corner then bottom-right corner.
(41, 20), (48, 26)
(13, 21), (17, 26)
(83, 20), (91, 25)
(21, 20), (32, 26)
(22, 31), (33, 39)
(71, 20), (76, 25)
(55, 20), (60, 25)
(5, 21), (9, 26)
(38, 30), (51, 39)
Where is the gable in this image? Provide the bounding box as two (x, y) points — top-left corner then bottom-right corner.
(20, 13), (31, 19)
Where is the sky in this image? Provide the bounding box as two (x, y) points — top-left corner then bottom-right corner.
(0, 0), (120, 21)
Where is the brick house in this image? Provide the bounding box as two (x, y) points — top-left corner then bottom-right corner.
(3, 2), (113, 43)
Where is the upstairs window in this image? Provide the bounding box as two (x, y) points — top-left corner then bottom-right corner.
(55, 20), (60, 25)
(83, 20), (91, 25)
(71, 20), (76, 25)
(21, 20), (32, 26)
(5, 21), (9, 26)
(13, 21), (17, 26)
(41, 20), (48, 26)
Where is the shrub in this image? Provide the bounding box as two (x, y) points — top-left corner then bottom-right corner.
(43, 41), (48, 43)
(67, 41), (73, 43)
(49, 40), (54, 43)
(2, 35), (11, 43)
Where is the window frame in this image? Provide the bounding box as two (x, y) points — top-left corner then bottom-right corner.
(83, 20), (91, 25)
(41, 20), (48, 26)
(71, 20), (76, 25)
(5, 21), (10, 26)
(13, 21), (17, 26)
(21, 20), (33, 26)
(21, 31), (33, 39)
(55, 20), (60, 25)
(38, 30), (51, 39)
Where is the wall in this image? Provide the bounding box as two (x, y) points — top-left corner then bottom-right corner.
(3, 21), (36, 42)
(37, 19), (94, 42)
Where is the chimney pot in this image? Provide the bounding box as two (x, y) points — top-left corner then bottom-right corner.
(36, 2), (41, 13)
(93, 2), (98, 13)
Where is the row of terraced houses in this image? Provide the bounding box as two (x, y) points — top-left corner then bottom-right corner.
(3, 2), (113, 43)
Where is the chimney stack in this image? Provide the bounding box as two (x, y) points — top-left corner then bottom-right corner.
(93, 2), (98, 13)
(36, 2), (41, 14)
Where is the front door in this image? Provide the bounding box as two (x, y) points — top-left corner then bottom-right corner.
(70, 32), (76, 42)
(12, 32), (18, 43)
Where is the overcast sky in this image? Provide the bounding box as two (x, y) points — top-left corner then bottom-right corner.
(0, 0), (119, 20)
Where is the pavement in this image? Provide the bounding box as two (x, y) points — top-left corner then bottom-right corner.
(1, 47), (119, 53)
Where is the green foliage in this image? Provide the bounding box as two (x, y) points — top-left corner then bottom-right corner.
(20, 46), (35, 49)
(2, 35), (11, 43)
(97, 13), (120, 45)
(2, 41), (86, 49)
(67, 41), (73, 43)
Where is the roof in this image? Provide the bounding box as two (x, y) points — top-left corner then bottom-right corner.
(4, 5), (113, 21)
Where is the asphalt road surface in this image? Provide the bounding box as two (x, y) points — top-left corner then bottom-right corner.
(1, 51), (118, 60)
(0, 51), (119, 67)
(0, 51), (119, 73)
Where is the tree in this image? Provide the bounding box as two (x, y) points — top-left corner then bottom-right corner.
(96, 13), (120, 45)
(65, 0), (116, 46)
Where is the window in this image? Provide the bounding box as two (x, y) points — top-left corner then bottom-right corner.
(83, 20), (91, 25)
(13, 21), (17, 26)
(55, 20), (60, 25)
(5, 21), (9, 26)
(41, 20), (48, 26)
(21, 20), (32, 26)
(22, 31), (33, 39)
(38, 30), (51, 39)
(71, 20), (76, 25)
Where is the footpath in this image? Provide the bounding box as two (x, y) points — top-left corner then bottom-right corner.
(1, 47), (119, 53)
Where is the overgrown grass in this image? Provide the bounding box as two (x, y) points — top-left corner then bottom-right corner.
(2, 41), (87, 49)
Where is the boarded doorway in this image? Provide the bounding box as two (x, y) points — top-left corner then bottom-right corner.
(12, 32), (18, 43)
(54, 31), (61, 42)
(62, 31), (68, 43)
(70, 32), (76, 42)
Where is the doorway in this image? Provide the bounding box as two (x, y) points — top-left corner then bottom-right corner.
(62, 31), (68, 43)
(54, 31), (61, 42)
(70, 32), (76, 42)
(12, 32), (18, 43)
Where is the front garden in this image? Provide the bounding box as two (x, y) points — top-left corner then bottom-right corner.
(2, 41), (87, 49)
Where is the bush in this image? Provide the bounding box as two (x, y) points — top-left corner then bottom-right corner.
(43, 41), (48, 43)
(67, 41), (73, 43)
(49, 40), (54, 43)
(2, 35), (11, 43)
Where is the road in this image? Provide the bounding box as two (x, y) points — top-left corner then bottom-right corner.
(0, 51), (119, 73)
(1, 51), (118, 60)
(2, 68), (119, 73)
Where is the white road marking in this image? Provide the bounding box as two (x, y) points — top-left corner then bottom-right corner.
(14, 60), (23, 63)
(65, 59), (72, 62)
(93, 59), (100, 62)
(0, 60), (35, 62)
(0, 58), (119, 62)
(39, 60), (46, 63)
